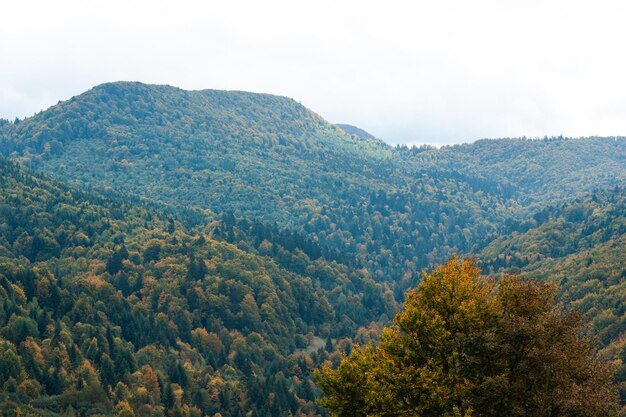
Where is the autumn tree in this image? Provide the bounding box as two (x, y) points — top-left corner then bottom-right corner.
(316, 256), (619, 417)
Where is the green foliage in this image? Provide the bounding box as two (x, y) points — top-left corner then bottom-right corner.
(0, 341), (24, 384)
(408, 136), (626, 204)
(2, 83), (624, 292)
(0, 158), (384, 416)
(317, 257), (619, 417)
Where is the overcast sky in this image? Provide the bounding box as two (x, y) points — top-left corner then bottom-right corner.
(2, 1), (626, 145)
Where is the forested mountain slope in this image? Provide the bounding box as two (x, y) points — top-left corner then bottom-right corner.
(0, 82), (511, 285)
(0, 81), (396, 222)
(410, 137), (626, 206)
(0, 158), (390, 416)
(335, 124), (379, 141)
(3, 82), (625, 287)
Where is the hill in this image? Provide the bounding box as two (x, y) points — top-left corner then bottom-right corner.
(0, 157), (393, 416)
(0, 82), (511, 288)
(335, 124), (379, 141)
(416, 137), (626, 206)
(3, 82), (625, 290)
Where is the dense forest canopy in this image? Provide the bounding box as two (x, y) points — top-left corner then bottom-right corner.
(0, 82), (625, 415)
(0, 158), (393, 416)
(2, 82), (625, 286)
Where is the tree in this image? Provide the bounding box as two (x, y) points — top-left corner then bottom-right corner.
(8, 315), (39, 344)
(107, 245), (128, 275)
(0, 341), (24, 384)
(475, 277), (619, 417)
(187, 256), (207, 281)
(316, 256), (619, 417)
(116, 401), (135, 417)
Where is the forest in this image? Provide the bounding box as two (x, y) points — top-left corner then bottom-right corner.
(0, 82), (625, 416)
(0, 157), (395, 416)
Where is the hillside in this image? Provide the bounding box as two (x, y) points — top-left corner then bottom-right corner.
(0, 82), (512, 287)
(335, 124), (379, 142)
(0, 82), (395, 221)
(415, 137), (626, 206)
(478, 187), (626, 343)
(3, 83), (625, 290)
(0, 157), (392, 416)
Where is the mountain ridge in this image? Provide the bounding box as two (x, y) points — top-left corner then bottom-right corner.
(1, 82), (625, 284)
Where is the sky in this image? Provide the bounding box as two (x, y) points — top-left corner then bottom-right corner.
(2, 1), (626, 146)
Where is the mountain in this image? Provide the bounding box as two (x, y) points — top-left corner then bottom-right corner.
(0, 157), (394, 416)
(416, 137), (626, 206)
(335, 124), (379, 141)
(2, 82), (624, 291)
(0, 82), (398, 227)
(478, 187), (626, 337)
(0, 82), (507, 288)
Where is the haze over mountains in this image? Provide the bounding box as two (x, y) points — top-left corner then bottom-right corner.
(0, 82), (625, 416)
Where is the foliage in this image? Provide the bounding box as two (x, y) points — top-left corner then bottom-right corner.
(0, 158), (389, 416)
(6, 82), (623, 288)
(316, 257), (619, 417)
(479, 188), (626, 410)
(405, 136), (626, 205)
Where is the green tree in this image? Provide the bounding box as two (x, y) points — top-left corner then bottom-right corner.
(316, 256), (619, 417)
(0, 341), (24, 384)
(8, 315), (39, 344)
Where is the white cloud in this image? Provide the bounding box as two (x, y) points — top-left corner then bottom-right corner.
(1, 0), (626, 144)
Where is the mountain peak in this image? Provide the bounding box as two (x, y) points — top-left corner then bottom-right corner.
(336, 123), (381, 142)
(2, 81), (355, 156)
